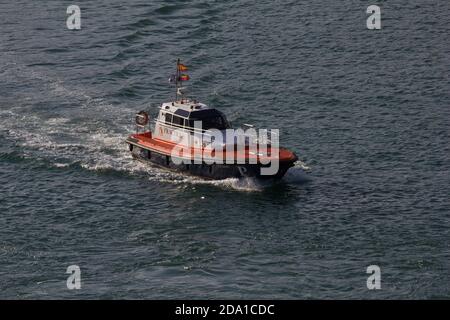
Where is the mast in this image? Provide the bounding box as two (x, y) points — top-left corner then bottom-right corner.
(175, 58), (180, 101)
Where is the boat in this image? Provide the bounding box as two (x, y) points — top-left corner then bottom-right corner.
(125, 59), (298, 180)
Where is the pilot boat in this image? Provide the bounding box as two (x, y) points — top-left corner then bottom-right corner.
(125, 60), (298, 180)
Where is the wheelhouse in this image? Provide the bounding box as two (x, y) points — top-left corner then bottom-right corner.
(158, 104), (230, 132)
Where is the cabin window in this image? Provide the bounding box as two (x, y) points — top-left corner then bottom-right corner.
(165, 113), (173, 124)
(172, 115), (184, 127)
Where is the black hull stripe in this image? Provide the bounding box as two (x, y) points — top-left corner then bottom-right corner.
(128, 143), (293, 180)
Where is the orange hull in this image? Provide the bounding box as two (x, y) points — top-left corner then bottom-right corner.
(127, 132), (297, 164)
(126, 131), (298, 179)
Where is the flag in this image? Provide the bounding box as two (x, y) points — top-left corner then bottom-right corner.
(178, 74), (190, 81)
(178, 64), (188, 71)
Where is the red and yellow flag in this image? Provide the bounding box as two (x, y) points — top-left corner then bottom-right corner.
(178, 74), (190, 81)
(178, 64), (188, 71)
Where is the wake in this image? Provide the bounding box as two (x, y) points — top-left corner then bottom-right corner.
(0, 58), (311, 192)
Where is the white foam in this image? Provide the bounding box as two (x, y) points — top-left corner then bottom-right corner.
(282, 166), (312, 184)
(54, 163), (70, 168)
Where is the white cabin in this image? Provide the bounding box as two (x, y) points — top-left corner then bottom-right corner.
(153, 99), (231, 148)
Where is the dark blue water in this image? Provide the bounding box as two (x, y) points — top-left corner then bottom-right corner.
(1, 0), (449, 299)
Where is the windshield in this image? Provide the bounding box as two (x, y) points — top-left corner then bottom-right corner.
(188, 110), (230, 130)
(202, 116), (229, 130)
